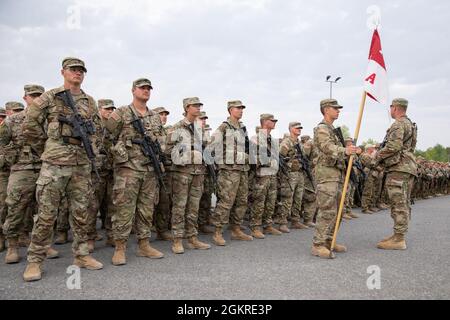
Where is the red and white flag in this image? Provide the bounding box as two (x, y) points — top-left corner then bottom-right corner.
(364, 29), (389, 105)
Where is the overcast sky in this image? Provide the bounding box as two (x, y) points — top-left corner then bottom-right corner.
(1, 0), (449, 150)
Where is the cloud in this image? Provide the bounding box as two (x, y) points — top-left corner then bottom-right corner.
(0, 0), (449, 150)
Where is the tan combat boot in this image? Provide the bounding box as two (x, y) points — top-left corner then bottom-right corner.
(304, 221), (316, 228)
(349, 212), (359, 219)
(199, 224), (215, 234)
(311, 244), (335, 259)
(74, 255), (103, 270)
(326, 241), (347, 253)
(0, 234), (5, 252)
(377, 233), (407, 250)
(369, 207), (380, 213)
(186, 236), (211, 250)
(46, 247), (59, 259)
(5, 238), (20, 264)
(251, 227), (265, 239)
(230, 225), (253, 241)
(172, 238), (184, 254)
(18, 232), (30, 247)
(156, 230), (173, 241)
(263, 225), (282, 236)
(212, 227), (226, 246)
(23, 262), (42, 282)
(137, 239), (164, 258)
(95, 233), (103, 241)
(54, 231), (68, 245)
(278, 224), (290, 233)
(291, 221), (309, 229)
(112, 240), (127, 265)
(342, 214), (353, 220)
(87, 240), (95, 253)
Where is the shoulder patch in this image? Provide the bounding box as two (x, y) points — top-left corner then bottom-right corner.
(110, 111), (120, 121)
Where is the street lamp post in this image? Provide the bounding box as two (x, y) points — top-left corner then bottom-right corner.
(326, 75), (342, 98)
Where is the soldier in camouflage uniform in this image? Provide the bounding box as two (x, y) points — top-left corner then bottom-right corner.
(311, 99), (360, 259)
(85, 99), (116, 252)
(375, 98), (417, 250)
(166, 97), (211, 253)
(248, 114), (282, 239)
(198, 113), (215, 235)
(300, 135), (317, 227)
(0, 107), (9, 253)
(274, 122), (308, 232)
(360, 144), (378, 213)
(209, 100), (253, 246)
(152, 106), (174, 241)
(1, 87), (59, 264)
(23, 57), (103, 281)
(343, 137), (359, 220)
(106, 78), (164, 266)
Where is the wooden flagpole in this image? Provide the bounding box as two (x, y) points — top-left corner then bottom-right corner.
(330, 91), (367, 256)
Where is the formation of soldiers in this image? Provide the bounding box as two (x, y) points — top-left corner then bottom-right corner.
(0, 57), (448, 282)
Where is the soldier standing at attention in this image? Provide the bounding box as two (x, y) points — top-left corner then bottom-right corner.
(0, 107), (9, 253)
(311, 99), (360, 259)
(86, 99), (116, 251)
(274, 122), (308, 232)
(166, 97), (211, 254)
(23, 57), (103, 281)
(197, 112), (215, 235)
(249, 114), (282, 239)
(152, 107), (174, 242)
(209, 100), (253, 246)
(375, 98), (417, 250)
(1, 86), (59, 264)
(106, 78), (164, 266)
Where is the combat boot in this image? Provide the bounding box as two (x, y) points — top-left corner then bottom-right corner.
(137, 239), (164, 258)
(18, 232), (30, 247)
(156, 230), (173, 241)
(199, 224), (215, 234)
(263, 225), (282, 235)
(291, 221), (309, 229)
(5, 238), (20, 264)
(212, 227), (226, 246)
(311, 244), (335, 259)
(278, 224), (290, 233)
(46, 247), (59, 259)
(95, 233), (103, 241)
(230, 225), (253, 241)
(250, 227), (265, 239)
(342, 213), (353, 220)
(349, 212), (360, 219)
(326, 241), (347, 253)
(0, 234), (5, 252)
(186, 236), (211, 250)
(73, 255), (103, 270)
(304, 221), (316, 228)
(23, 262), (42, 282)
(54, 231), (68, 245)
(87, 239), (95, 253)
(369, 207), (380, 212)
(377, 233), (406, 250)
(172, 238), (184, 254)
(112, 240), (127, 265)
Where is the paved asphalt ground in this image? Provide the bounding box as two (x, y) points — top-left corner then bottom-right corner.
(0, 196), (449, 300)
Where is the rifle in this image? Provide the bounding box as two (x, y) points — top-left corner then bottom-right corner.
(294, 143), (316, 191)
(188, 123), (217, 190)
(56, 90), (99, 179)
(128, 107), (167, 193)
